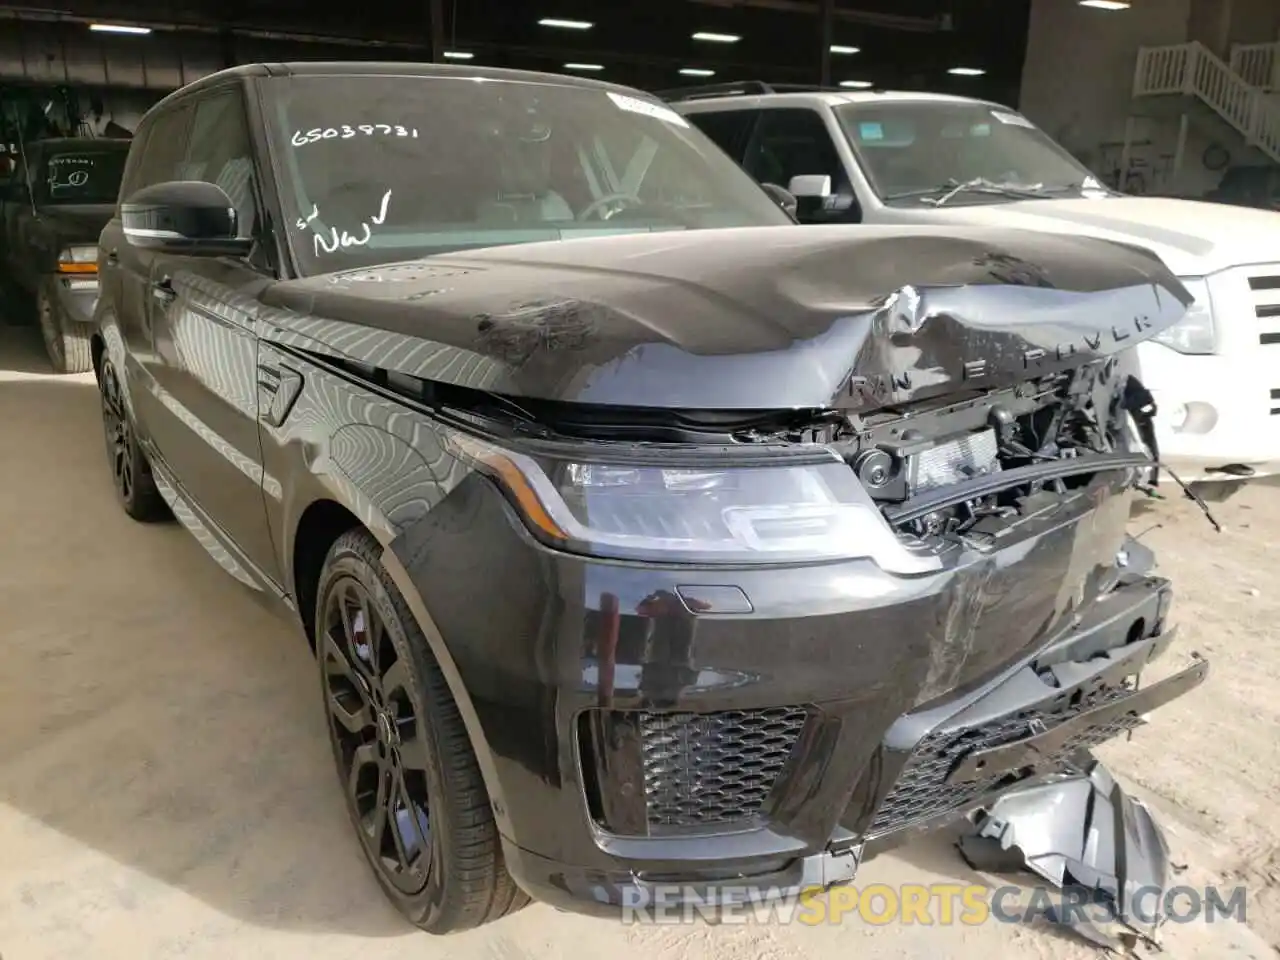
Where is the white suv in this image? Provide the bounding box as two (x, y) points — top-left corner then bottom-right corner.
(668, 82), (1280, 490)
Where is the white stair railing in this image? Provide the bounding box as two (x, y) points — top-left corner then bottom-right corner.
(1134, 41), (1280, 164)
(1230, 42), (1280, 91)
(1134, 44), (1193, 95)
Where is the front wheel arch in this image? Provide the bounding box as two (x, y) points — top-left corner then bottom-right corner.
(293, 497), (363, 652)
(288, 493), (511, 835)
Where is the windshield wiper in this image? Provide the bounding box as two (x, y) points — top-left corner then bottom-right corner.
(1040, 180), (1115, 197)
(885, 178), (1055, 206)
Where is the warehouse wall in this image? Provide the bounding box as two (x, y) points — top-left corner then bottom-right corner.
(1, 18), (417, 141)
(85, 89), (159, 134)
(1226, 0), (1280, 48)
(1019, 0), (1280, 197)
(0, 19), (224, 90)
(0, 17), (413, 90)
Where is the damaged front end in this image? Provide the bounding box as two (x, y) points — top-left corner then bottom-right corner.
(259, 226), (1210, 918)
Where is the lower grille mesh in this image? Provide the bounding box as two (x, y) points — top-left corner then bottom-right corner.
(640, 707), (809, 829)
(868, 687), (1141, 837)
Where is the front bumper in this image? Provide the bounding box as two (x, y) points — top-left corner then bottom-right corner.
(44, 273), (99, 327)
(1135, 302), (1280, 483)
(392, 476), (1207, 917)
(506, 579), (1204, 916)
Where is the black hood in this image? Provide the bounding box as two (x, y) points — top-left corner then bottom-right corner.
(35, 204), (115, 245)
(260, 225), (1191, 412)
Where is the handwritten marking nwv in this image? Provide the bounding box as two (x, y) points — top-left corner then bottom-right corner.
(297, 190), (392, 256)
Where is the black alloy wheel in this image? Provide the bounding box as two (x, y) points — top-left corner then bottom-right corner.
(99, 358), (167, 521)
(321, 574), (434, 896)
(315, 529), (529, 933)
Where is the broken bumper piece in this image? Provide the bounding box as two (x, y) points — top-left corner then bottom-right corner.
(859, 573), (1207, 847)
(960, 757), (1175, 951)
(946, 654), (1208, 785)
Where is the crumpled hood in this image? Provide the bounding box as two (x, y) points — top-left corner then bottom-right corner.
(34, 203), (115, 245)
(914, 195), (1280, 276)
(260, 224), (1191, 412)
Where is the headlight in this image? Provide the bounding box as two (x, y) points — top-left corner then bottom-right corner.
(446, 432), (938, 573)
(57, 245), (98, 275)
(1151, 277), (1214, 354)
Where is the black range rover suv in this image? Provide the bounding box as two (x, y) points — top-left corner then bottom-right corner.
(89, 61), (1207, 932)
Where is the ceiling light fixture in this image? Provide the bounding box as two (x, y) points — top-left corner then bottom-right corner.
(442, 51), (474, 59)
(830, 45), (860, 54)
(692, 31), (740, 43)
(89, 22), (151, 34)
(1079, 0), (1131, 8)
(538, 18), (592, 29)
(564, 62), (604, 71)
(948, 67), (986, 76)
(680, 68), (716, 77)
(839, 80), (873, 88)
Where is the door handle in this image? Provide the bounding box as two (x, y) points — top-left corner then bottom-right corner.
(105, 249), (119, 265)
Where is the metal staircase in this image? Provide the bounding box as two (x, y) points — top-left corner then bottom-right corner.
(1133, 41), (1280, 164)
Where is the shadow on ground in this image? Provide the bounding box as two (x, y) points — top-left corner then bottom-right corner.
(0, 323), (55, 376)
(884, 823), (989, 887)
(0, 374), (410, 939)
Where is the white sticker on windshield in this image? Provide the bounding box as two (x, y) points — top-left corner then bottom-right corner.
(991, 110), (1035, 128)
(607, 92), (690, 128)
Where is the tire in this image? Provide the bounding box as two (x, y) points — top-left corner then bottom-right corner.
(315, 528), (529, 933)
(38, 284), (93, 374)
(99, 357), (169, 522)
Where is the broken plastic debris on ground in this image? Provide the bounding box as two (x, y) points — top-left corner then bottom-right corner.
(957, 754), (1176, 954)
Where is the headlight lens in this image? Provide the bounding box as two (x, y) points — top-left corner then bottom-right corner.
(1151, 278), (1214, 354)
(447, 432), (938, 573)
(57, 245), (98, 274)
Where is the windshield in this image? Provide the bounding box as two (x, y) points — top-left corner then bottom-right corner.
(37, 146), (128, 205)
(263, 74), (792, 275)
(833, 100), (1104, 205)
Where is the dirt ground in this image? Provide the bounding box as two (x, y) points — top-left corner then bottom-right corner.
(0, 322), (1276, 960)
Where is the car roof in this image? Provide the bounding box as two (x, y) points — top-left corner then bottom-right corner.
(670, 90), (1002, 112)
(153, 60), (644, 110)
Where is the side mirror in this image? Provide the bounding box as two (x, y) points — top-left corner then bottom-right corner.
(788, 174), (833, 199)
(759, 182), (798, 219)
(121, 180), (251, 257)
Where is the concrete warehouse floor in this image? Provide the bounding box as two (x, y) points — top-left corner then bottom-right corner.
(0, 322), (1277, 960)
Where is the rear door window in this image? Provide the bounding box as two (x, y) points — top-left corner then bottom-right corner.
(687, 110), (759, 162)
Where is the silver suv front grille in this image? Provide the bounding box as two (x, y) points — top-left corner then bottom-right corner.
(1248, 273), (1280, 345)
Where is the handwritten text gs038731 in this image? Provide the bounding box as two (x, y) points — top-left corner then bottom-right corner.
(291, 124), (420, 146)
